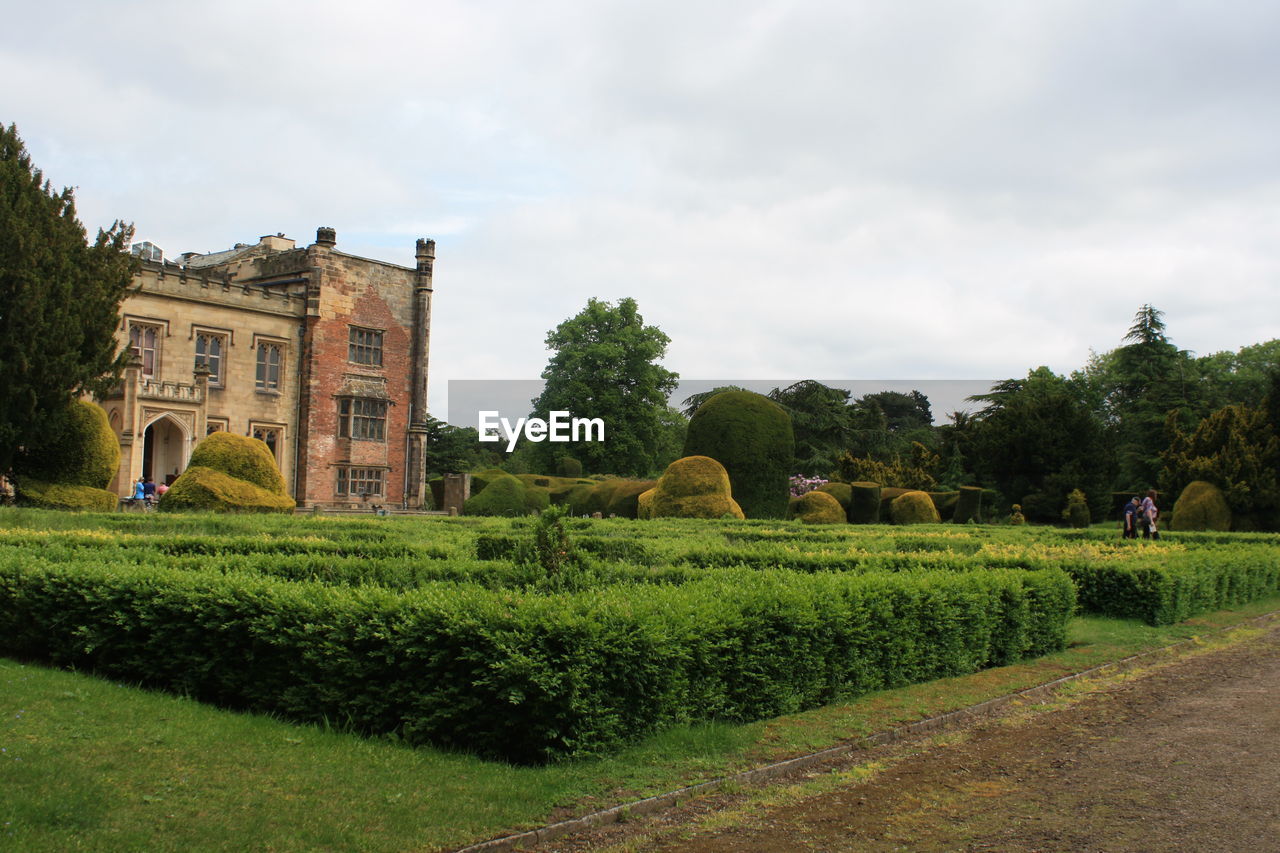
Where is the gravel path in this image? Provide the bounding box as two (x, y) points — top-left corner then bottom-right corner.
(541, 623), (1280, 852)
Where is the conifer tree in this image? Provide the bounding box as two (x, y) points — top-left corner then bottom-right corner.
(0, 123), (136, 475)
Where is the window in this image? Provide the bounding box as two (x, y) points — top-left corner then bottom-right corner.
(256, 343), (282, 390)
(337, 397), (387, 441)
(252, 425), (282, 461)
(195, 332), (226, 385)
(348, 326), (383, 366)
(336, 467), (385, 498)
(129, 324), (160, 377)
(206, 418), (228, 436)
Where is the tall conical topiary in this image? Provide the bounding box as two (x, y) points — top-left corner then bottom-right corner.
(683, 390), (793, 519)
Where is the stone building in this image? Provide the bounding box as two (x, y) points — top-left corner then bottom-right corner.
(100, 227), (435, 509)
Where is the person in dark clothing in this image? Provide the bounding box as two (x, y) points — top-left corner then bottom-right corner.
(143, 477), (157, 506)
(1122, 496), (1140, 539)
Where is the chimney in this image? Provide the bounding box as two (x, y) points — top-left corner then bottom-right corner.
(316, 226), (337, 247)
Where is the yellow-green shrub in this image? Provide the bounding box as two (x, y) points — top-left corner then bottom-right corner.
(158, 466), (295, 513)
(13, 479), (117, 511)
(606, 480), (658, 519)
(788, 490), (846, 524)
(891, 490), (941, 524)
(645, 456), (744, 520)
(683, 391), (793, 518)
(463, 475), (529, 517)
(186, 432), (286, 495)
(1171, 480), (1231, 531)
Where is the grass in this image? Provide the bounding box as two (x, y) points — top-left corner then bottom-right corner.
(6, 592), (1279, 852)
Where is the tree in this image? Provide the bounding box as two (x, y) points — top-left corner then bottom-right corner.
(0, 124), (135, 475)
(766, 380), (851, 476)
(529, 298), (679, 477)
(1100, 305), (1195, 488)
(966, 367), (1110, 522)
(422, 416), (492, 476)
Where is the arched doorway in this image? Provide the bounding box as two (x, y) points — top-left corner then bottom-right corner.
(143, 414), (189, 486)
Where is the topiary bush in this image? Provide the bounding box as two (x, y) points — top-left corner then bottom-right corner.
(848, 482), (882, 524)
(890, 490), (941, 525)
(523, 485), (551, 514)
(463, 475), (529, 517)
(186, 432), (286, 495)
(878, 486), (910, 520)
(556, 456), (583, 478)
(1171, 480), (1231, 531)
(13, 479), (117, 512)
(953, 486), (983, 524)
(606, 480), (658, 519)
(815, 482), (852, 514)
(1062, 489), (1091, 529)
(683, 390), (793, 519)
(788, 490), (846, 524)
(158, 467), (296, 513)
(926, 490), (960, 521)
(644, 455), (744, 520)
(12, 399), (119, 489)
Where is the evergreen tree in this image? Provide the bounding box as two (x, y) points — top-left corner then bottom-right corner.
(0, 124), (135, 475)
(529, 297), (679, 477)
(766, 380), (851, 476)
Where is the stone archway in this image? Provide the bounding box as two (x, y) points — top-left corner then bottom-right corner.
(142, 414), (190, 486)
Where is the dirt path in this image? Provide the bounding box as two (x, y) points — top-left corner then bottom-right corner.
(541, 624), (1280, 852)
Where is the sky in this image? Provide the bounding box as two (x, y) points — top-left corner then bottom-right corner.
(4, 1), (1278, 424)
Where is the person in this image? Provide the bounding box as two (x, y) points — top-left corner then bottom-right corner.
(143, 477), (157, 506)
(157, 481), (169, 498)
(1141, 489), (1159, 540)
(1122, 496), (1140, 539)
(132, 477), (146, 502)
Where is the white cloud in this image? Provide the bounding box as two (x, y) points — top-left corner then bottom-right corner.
(3, 0), (1278, 424)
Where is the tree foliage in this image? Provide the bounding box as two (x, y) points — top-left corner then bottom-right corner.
(0, 123), (136, 474)
(530, 297), (679, 477)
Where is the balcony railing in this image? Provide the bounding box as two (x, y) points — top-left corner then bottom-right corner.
(139, 379), (202, 403)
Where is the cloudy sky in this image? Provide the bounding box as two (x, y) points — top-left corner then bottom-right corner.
(4, 1), (1278, 422)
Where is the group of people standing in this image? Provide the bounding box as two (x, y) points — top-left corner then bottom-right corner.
(1122, 489), (1160, 539)
(131, 476), (169, 507)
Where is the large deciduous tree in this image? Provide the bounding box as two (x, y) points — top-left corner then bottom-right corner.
(0, 123), (135, 475)
(529, 297), (679, 477)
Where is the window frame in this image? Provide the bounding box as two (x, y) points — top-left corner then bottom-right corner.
(347, 325), (384, 367)
(337, 396), (388, 441)
(255, 340), (284, 392)
(194, 330), (229, 387)
(127, 321), (164, 378)
(336, 466), (387, 499)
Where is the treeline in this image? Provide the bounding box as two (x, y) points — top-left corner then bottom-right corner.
(429, 304), (1278, 528)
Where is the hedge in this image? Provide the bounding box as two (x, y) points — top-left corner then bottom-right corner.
(0, 554), (1073, 764)
(1067, 548), (1280, 625)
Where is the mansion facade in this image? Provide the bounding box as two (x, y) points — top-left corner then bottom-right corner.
(101, 227), (435, 509)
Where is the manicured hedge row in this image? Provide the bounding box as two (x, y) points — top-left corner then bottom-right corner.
(474, 533), (655, 565)
(1067, 548), (1280, 625)
(0, 555), (1072, 764)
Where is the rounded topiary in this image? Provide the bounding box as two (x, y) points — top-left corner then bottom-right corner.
(645, 455), (745, 520)
(469, 468), (510, 496)
(878, 486), (910, 520)
(13, 399), (119, 488)
(606, 480), (657, 519)
(463, 475), (529, 517)
(848, 481), (882, 524)
(523, 485), (551, 513)
(816, 482), (852, 513)
(565, 482), (598, 515)
(683, 390), (793, 519)
(1171, 480), (1231, 531)
(1062, 488), (1091, 529)
(14, 479), (117, 512)
(186, 432), (286, 495)
(637, 487), (656, 520)
(585, 479), (627, 516)
(556, 456), (583, 478)
(788, 490), (846, 524)
(953, 486), (983, 524)
(890, 490), (941, 525)
(158, 466), (295, 513)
